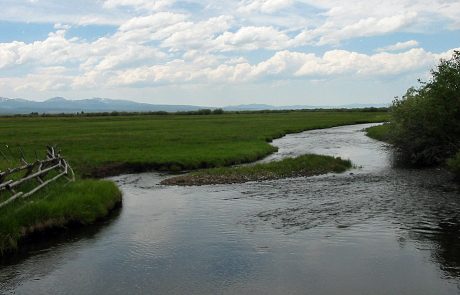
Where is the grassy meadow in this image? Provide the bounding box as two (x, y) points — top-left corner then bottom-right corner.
(0, 111), (388, 177)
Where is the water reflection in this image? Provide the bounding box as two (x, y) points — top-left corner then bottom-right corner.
(0, 208), (121, 292)
(391, 171), (460, 280)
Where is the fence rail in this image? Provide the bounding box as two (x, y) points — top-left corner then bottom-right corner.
(0, 146), (75, 209)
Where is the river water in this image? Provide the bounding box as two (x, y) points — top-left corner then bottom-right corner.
(1, 123), (459, 294)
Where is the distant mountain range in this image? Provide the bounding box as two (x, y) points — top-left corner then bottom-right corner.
(0, 97), (389, 114)
(0, 97), (206, 114)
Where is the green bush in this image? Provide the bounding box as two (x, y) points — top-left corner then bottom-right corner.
(390, 51), (460, 166)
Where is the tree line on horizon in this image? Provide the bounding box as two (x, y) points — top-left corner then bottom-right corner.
(0, 107), (389, 118)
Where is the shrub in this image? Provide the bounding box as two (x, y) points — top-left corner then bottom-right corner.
(390, 51), (460, 166)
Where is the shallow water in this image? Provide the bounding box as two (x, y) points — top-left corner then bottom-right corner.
(1, 123), (459, 295)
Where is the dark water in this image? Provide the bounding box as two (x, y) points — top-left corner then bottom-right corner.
(1, 123), (459, 295)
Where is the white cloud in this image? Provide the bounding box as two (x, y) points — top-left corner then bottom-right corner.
(160, 16), (234, 51)
(0, 29), (84, 69)
(1, 20), (457, 92)
(213, 26), (291, 51)
(377, 40), (419, 52)
(296, 0), (460, 44)
(316, 12), (418, 45)
(104, 47), (456, 87)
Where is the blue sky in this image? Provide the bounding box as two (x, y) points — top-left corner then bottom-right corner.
(0, 0), (459, 106)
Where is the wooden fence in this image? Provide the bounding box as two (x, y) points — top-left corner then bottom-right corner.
(0, 146), (75, 209)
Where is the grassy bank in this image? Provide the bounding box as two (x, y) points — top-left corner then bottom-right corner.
(0, 179), (121, 254)
(365, 124), (392, 143)
(161, 154), (352, 186)
(0, 111), (387, 177)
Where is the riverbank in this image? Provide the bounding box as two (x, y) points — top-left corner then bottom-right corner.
(0, 179), (121, 254)
(161, 154), (352, 186)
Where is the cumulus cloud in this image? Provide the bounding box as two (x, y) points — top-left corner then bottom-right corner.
(0, 15), (458, 93)
(0, 29), (84, 69)
(297, 0), (460, 44)
(160, 16), (234, 51)
(105, 47), (456, 87)
(213, 26), (291, 51)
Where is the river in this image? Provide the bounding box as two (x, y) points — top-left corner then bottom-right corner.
(0, 123), (459, 294)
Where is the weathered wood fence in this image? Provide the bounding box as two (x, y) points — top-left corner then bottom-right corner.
(0, 146), (75, 209)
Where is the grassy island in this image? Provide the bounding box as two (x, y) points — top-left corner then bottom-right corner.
(161, 154), (352, 186)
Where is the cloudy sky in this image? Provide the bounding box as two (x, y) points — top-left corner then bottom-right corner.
(0, 0), (459, 106)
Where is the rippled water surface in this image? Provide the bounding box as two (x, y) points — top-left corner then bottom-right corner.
(1, 123), (459, 294)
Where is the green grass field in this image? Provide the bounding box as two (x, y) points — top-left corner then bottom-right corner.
(0, 111), (388, 177)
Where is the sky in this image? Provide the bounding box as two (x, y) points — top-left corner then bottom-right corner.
(0, 0), (459, 106)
